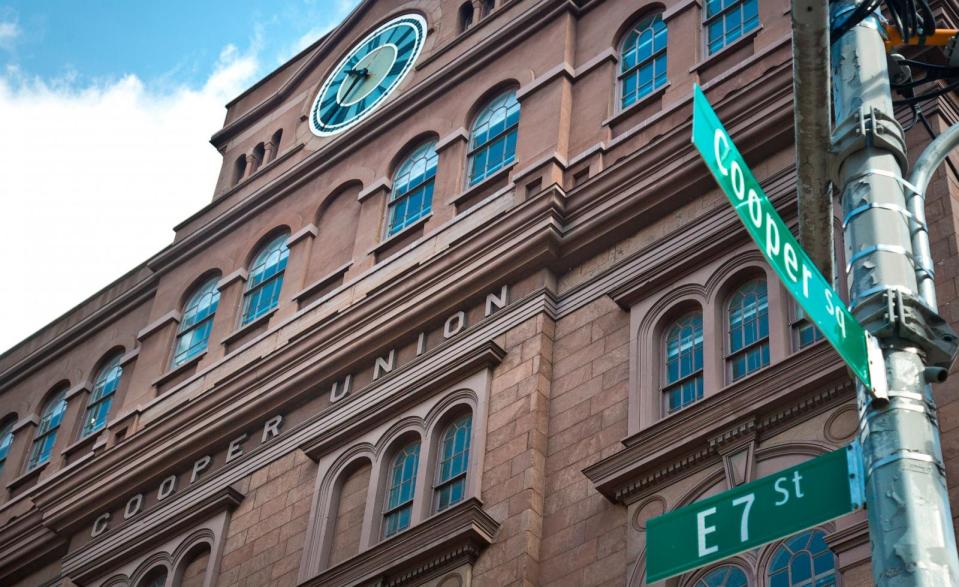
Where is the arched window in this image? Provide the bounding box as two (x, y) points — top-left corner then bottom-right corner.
(388, 141), (438, 237)
(137, 566), (168, 587)
(727, 278), (769, 381)
(172, 276), (221, 367)
(620, 14), (668, 110)
(695, 565), (748, 586)
(768, 529), (836, 586)
(459, 2), (475, 32)
(705, 0), (759, 55)
(81, 354), (122, 437)
(468, 90), (520, 186)
(252, 143), (265, 173)
(435, 413), (472, 511)
(0, 417), (15, 476)
(270, 129), (283, 162)
(480, 0), (496, 17)
(232, 155), (247, 186)
(662, 311), (704, 415)
(383, 441), (420, 538)
(27, 389), (68, 470)
(241, 233), (290, 325)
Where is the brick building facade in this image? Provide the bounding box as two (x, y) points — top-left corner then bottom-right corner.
(1, 0), (958, 585)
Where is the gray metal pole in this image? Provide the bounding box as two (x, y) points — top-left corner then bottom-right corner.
(830, 2), (959, 584)
(791, 0), (834, 279)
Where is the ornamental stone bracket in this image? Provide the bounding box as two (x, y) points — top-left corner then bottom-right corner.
(301, 498), (499, 587)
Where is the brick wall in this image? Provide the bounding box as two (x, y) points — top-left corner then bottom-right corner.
(472, 313), (554, 586)
(217, 451), (316, 587)
(540, 298), (629, 587)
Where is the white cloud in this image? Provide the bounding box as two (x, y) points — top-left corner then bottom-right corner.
(0, 20), (19, 51)
(0, 44), (259, 353)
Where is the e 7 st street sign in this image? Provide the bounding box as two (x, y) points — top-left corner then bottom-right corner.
(646, 444), (864, 582)
(691, 86), (886, 398)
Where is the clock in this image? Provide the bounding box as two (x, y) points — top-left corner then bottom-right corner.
(309, 13), (427, 137)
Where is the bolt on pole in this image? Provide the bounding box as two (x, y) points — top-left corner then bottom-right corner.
(830, 1), (959, 584)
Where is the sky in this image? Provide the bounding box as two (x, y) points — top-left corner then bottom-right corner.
(0, 1), (361, 354)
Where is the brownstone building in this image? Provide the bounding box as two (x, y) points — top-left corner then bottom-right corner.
(1, 0), (958, 585)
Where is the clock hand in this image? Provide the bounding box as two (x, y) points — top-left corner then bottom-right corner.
(342, 68), (370, 102)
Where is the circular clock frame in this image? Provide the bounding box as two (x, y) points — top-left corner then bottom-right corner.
(309, 13), (427, 137)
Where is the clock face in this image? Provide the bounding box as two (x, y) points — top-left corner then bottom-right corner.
(309, 14), (427, 137)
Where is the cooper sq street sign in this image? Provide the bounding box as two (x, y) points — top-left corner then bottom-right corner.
(691, 86), (887, 399)
(646, 444), (865, 582)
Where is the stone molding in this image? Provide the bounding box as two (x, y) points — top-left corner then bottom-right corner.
(59, 487), (242, 585)
(301, 498), (498, 587)
(583, 345), (854, 503)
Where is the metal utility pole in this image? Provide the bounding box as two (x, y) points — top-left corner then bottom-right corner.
(830, 0), (959, 583)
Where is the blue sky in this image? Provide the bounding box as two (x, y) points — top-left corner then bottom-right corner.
(0, 1), (360, 354)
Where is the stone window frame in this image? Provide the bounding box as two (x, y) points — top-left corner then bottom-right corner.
(301, 370), (490, 580)
(239, 229), (291, 327)
(81, 513), (230, 587)
(171, 273), (222, 369)
(617, 11), (669, 111)
(629, 248), (790, 433)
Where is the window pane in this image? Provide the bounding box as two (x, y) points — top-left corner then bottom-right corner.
(469, 91), (520, 185)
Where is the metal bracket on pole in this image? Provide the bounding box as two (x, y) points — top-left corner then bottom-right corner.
(830, 106), (908, 182)
(855, 289), (959, 373)
(865, 332), (889, 402)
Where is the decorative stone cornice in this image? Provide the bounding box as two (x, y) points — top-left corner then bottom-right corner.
(58, 487), (243, 585)
(583, 344), (854, 504)
(301, 498), (498, 587)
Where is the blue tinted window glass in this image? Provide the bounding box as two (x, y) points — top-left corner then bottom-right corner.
(663, 312), (704, 415)
(620, 15), (668, 109)
(468, 91), (520, 185)
(28, 390), (67, 470)
(387, 142), (437, 237)
(384, 441), (420, 537)
(241, 235), (289, 326)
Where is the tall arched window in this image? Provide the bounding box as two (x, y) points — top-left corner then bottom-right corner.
(767, 530), (836, 586)
(663, 311), (704, 415)
(480, 0), (496, 17)
(620, 14), (668, 109)
(0, 417), (15, 476)
(27, 389), (68, 470)
(270, 129), (283, 162)
(727, 278), (769, 381)
(388, 141), (438, 237)
(383, 441), (420, 538)
(81, 354), (122, 437)
(695, 565), (749, 586)
(791, 305), (824, 351)
(705, 0), (759, 55)
(435, 413), (472, 511)
(241, 233), (290, 325)
(172, 276), (221, 367)
(459, 2), (474, 31)
(232, 155), (247, 186)
(468, 90), (520, 186)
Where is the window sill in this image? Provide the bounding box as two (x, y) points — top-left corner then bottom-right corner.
(689, 26), (763, 74)
(152, 351), (207, 389)
(602, 83), (670, 128)
(368, 214), (432, 259)
(61, 430), (100, 461)
(293, 262), (353, 307)
(221, 308), (278, 348)
(7, 461), (47, 492)
(305, 498), (499, 587)
(450, 161), (517, 208)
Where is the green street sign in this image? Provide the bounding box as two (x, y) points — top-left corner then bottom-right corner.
(691, 85), (886, 398)
(646, 444), (864, 582)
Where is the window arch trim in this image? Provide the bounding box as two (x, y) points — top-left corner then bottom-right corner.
(26, 385), (69, 471)
(241, 230), (291, 326)
(467, 88), (520, 186)
(387, 140), (438, 237)
(618, 12), (668, 110)
(172, 273), (222, 368)
(81, 349), (125, 438)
